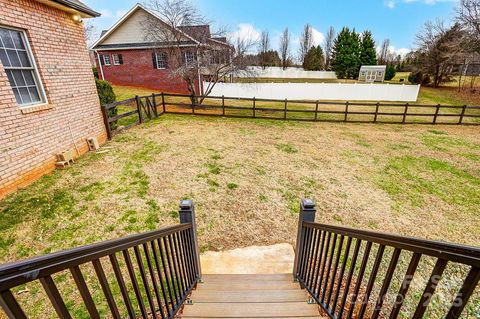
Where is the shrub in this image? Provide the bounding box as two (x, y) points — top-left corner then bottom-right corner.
(95, 79), (117, 128)
(92, 67), (99, 79)
(385, 65), (396, 81)
(408, 71), (430, 85)
(95, 79), (116, 105)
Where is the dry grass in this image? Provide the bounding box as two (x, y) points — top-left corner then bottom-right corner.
(1, 115), (479, 264)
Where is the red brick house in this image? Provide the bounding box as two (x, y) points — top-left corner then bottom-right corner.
(91, 4), (231, 94)
(0, 0), (106, 198)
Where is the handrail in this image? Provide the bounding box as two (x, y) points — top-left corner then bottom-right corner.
(0, 200), (201, 319)
(294, 199), (480, 319)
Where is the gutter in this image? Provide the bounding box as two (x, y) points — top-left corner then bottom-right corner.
(50, 0), (101, 17)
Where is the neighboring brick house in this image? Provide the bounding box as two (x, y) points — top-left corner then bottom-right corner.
(91, 4), (231, 94)
(0, 0), (106, 198)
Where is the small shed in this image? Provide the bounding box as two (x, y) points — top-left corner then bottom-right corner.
(358, 65), (386, 82)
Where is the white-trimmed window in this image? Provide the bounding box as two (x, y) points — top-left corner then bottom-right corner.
(102, 54), (111, 66)
(113, 53), (123, 65)
(0, 26), (46, 107)
(185, 51), (195, 65)
(154, 52), (168, 69)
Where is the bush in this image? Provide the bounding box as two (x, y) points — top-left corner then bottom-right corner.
(95, 79), (117, 129)
(408, 71), (431, 85)
(92, 67), (99, 79)
(385, 65), (396, 81)
(95, 79), (116, 105)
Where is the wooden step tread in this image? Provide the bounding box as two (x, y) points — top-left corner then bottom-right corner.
(182, 302), (320, 318)
(191, 290), (308, 303)
(199, 281), (299, 291)
(202, 274), (293, 282)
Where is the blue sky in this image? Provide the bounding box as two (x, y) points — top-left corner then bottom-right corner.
(83, 0), (458, 56)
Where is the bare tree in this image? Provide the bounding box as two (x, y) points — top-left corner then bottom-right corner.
(323, 26), (335, 70)
(259, 30), (270, 69)
(299, 24), (313, 66)
(142, 0), (254, 104)
(378, 38), (390, 64)
(414, 20), (465, 87)
(83, 20), (97, 46)
(279, 27), (290, 70)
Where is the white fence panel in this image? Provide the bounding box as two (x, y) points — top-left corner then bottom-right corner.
(205, 82), (420, 102)
(236, 66), (337, 79)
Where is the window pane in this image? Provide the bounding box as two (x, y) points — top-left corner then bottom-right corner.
(23, 70), (35, 86)
(6, 49), (21, 67)
(18, 87), (31, 104)
(28, 87), (41, 103)
(12, 88), (22, 104)
(6, 70), (15, 85)
(12, 70), (26, 86)
(17, 50), (31, 67)
(10, 31), (25, 50)
(0, 48), (10, 67)
(0, 29), (14, 48)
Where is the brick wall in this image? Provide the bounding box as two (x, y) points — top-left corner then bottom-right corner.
(96, 49), (200, 94)
(0, 0), (107, 199)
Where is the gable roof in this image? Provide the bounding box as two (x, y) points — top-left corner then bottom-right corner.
(91, 3), (199, 50)
(37, 0), (100, 17)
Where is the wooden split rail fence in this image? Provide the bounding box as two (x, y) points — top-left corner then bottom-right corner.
(102, 93), (480, 138)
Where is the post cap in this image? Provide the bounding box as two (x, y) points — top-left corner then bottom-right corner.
(179, 199), (193, 210)
(301, 198), (316, 209)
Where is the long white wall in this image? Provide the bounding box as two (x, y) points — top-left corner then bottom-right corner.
(235, 66), (337, 79)
(204, 82), (421, 102)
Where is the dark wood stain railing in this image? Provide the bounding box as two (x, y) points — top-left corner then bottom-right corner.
(101, 93), (480, 139)
(0, 200), (201, 319)
(293, 199), (480, 319)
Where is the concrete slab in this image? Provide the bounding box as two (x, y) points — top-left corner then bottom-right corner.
(200, 243), (294, 274)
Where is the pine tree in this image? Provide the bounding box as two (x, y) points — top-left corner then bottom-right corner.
(360, 30), (377, 66)
(331, 27), (361, 79)
(303, 45), (324, 70)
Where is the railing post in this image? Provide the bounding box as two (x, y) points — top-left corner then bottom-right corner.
(314, 100), (319, 121)
(161, 92), (166, 114)
(459, 105), (467, 124)
(344, 101), (349, 122)
(433, 104), (440, 124)
(253, 97), (256, 118)
(222, 95), (225, 116)
(152, 93), (158, 118)
(135, 95), (144, 124)
(284, 98), (288, 120)
(402, 103), (409, 124)
(101, 105), (112, 140)
(374, 102), (380, 123)
(179, 200), (202, 281)
(293, 199), (316, 280)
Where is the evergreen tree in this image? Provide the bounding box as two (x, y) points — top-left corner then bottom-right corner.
(331, 27), (361, 79)
(360, 30), (377, 66)
(303, 45), (324, 70)
(385, 64), (396, 80)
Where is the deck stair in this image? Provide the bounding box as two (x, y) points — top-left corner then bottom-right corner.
(182, 274), (322, 318)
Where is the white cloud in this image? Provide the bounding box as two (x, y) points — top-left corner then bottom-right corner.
(391, 46), (411, 57)
(229, 23), (261, 44)
(311, 27), (325, 46)
(385, 0), (457, 8)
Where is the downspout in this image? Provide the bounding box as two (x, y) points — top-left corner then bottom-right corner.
(95, 50), (105, 80)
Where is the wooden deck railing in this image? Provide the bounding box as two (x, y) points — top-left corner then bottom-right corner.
(101, 92), (480, 138)
(0, 200), (201, 319)
(293, 199), (480, 319)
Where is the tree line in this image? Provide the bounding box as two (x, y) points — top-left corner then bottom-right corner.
(247, 25), (399, 80)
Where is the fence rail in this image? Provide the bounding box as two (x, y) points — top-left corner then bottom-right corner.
(0, 200), (201, 319)
(293, 199), (480, 319)
(101, 93), (480, 138)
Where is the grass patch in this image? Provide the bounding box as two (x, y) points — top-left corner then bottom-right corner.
(275, 143), (298, 154)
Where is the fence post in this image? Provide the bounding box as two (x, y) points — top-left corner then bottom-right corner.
(402, 103), (409, 124)
(222, 95), (225, 116)
(135, 95), (144, 124)
(152, 93), (158, 118)
(161, 92), (166, 114)
(253, 97), (256, 118)
(101, 105), (112, 140)
(293, 199), (316, 281)
(344, 101), (349, 122)
(314, 101), (319, 121)
(284, 98), (288, 120)
(374, 102), (380, 123)
(459, 105), (467, 124)
(433, 104), (440, 124)
(179, 200), (202, 281)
